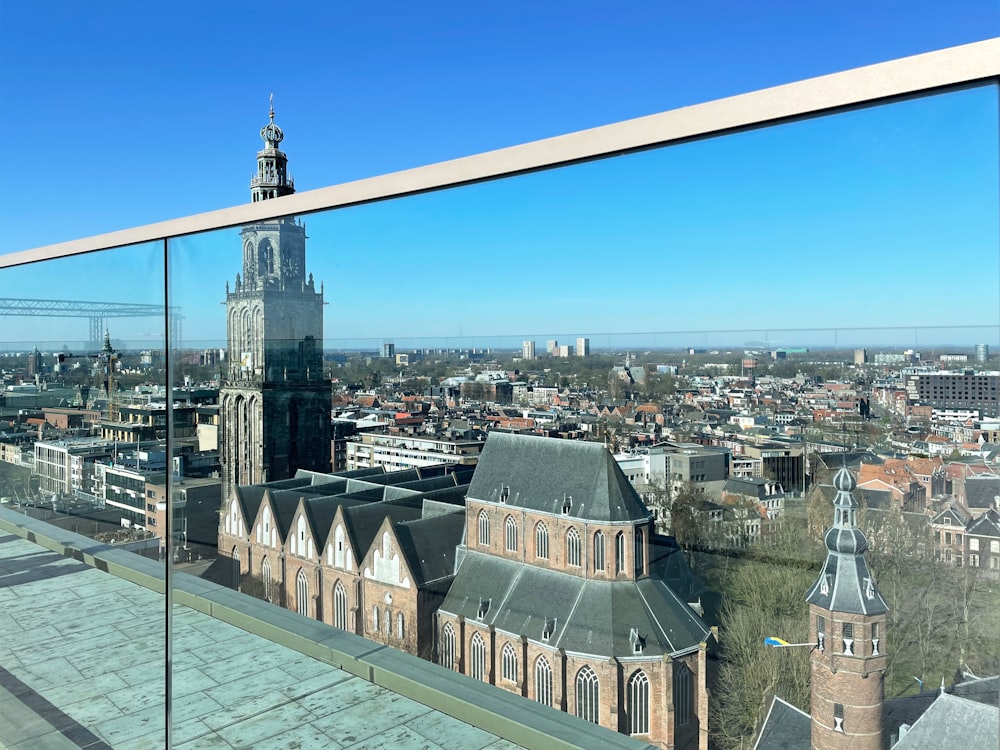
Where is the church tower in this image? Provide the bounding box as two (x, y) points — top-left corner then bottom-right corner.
(220, 102), (331, 501)
(805, 466), (888, 750)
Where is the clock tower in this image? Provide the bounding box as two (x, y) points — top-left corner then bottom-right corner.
(220, 102), (331, 501)
(805, 466), (888, 750)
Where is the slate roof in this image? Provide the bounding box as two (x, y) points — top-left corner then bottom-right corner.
(966, 508), (1000, 539)
(893, 691), (998, 749)
(440, 551), (710, 658)
(394, 511), (466, 586)
(468, 432), (651, 523)
(965, 475), (1000, 509)
(752, 696), (810, 750)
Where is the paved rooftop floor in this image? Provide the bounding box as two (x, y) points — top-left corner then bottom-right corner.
(0, 532), (523, 750)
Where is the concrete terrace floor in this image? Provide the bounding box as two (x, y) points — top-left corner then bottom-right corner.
(0, 532), (524, 750)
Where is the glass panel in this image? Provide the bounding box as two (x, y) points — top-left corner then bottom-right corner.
(0, 242), (167, 747)
(160, 81), (1000, 748)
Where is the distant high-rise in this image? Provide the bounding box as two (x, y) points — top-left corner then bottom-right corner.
(546, 339), (557, 355)
(219, 102), (332, 501)
(521, 340), (535, 360)
(853, 348), (867, 366)
(575, 336), (590, 357)
(381, 342), (395, 359)
(976, 343), (989, 362)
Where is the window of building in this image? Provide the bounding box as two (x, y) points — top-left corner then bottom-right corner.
(842, 622), (854, 656)
(470, 632), (486, 681)
(971, 553), (981, 567)
(634, 529), (644, 575)
(816, 615), (826, 651)
(384, 607), (391, 635)
(397, 613), (405, 640)
(295, 569), (308, 617)
(373, 606), (379, 632)
(970, 538), (979, 551)
(833, 703), (844, 732)
(575, 666), (600, 724)
(673, 661), (693, 727)
(501, 642), (518, 683)
(478, 510), (490, 546)
(440, 623), (456, 669)
(535, 522), (549, 560)
(871, 622), (880, 656)
(535, 656), (553, 707)
(616, 532), (626, 575)
(594, 530), (605, 572)
(334, 581), (347, 630)
(627, 670), (650, 735)
(992, 540), (1000, 554)
(567, 527), (581, 567)
(505, 515), (518, 552)
(262, 557), (272, 601)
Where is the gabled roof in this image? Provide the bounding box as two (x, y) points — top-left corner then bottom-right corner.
(966, 508), (1000, 538)
(964, 475), (1000, 509)
(893, 690), (998, 749)
(394, 511), (466, 586)
(752, 696), (810, 750)
(468, 433), (650, 523)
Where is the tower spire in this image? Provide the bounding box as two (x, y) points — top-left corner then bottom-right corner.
(805, 466), (888, 750)
(251, 96), (294, 202)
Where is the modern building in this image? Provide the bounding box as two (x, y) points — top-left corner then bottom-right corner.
(903, 370), (1000, 418)
(576, 337), (590, 357)
(219, 106), (332, 500)
(345, 431), (484, 472)
(522, 340), (536, 360)
(381, 341), (396, 359)
(976, 343), (990, 362)
(438, 433), (713, 749)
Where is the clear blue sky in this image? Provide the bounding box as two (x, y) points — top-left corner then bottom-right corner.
(0, 2), (997, 350)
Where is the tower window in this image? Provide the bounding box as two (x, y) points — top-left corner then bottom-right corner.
(842, 622), (854, 656)
(833, 703), (844, 732)
(871, 622), (880, 656)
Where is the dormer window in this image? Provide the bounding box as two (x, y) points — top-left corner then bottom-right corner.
(542, 618), (556, 641)
(864, 577), (875, 600)
(629, 627), (645, 654)
(562, 494), (572, 514)
(820, 574), (831, 596)
(478, 597), (491, 619)
(500, 485), (510, 503)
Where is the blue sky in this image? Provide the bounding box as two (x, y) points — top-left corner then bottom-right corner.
(0, 2), (997, 350)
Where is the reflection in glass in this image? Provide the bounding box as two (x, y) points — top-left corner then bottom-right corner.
(0, 242), (167, 748)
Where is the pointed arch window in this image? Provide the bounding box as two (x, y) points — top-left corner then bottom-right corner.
(575, 665), (600, 723)
(616, 532), (626, 574)
(396, 612), (404, 639)
(673, 661), (693, 727)
(372, 606), (380, 632)
(594, 530), (606, 572)
(478, 510), (490, 546)
(261, 557), (272, 601)
(295, 569), (308, 617)
(333, 581), (348, 630)
(231, 546), (240, 589)
(535, 656), (553, 707)
(505, 515), (518, 552)
(535, 522), (549, 560)
(440, 622), (456, 669)
(627, 670), (650, 735)
(634, 529), (644, 575)
(567, 527), (581, 567)
(501, 642), (518, 683)
(470, 632), (486, 681)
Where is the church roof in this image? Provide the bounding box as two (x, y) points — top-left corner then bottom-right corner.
(468, 433), (651, 523)
(892, 690), (998, 749)
(439, 550), (710, 658)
